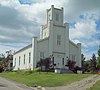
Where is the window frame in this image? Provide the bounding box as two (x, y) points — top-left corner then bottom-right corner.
(57, 35), (61, 45)
(29, 52), (31, 63)
(19, 56), (20, 66)
(24, 54), (25, 64)
(15, 58), (16, 66)
(56, 14), (59, 21)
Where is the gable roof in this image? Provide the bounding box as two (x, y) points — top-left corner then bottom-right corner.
(14, 44), (32, 55)
(69, 40), (78, 48)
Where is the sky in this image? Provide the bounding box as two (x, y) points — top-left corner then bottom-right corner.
(0, 0), (100, 59)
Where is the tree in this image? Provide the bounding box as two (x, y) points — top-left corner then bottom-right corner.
(83, 60), (90, 72)
(5, 50), (13, 61)
(81, 54), (85, 67)
(90, 54), (97, 72)
(37, 57), (52, 71)
(0, 53), (5, 72)
(65, 59), (76, 71)
(0, 50), (13, 71)
(97, 48), (100, 68)
(0, 53), (5, 61)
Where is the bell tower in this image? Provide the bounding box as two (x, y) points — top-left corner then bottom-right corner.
(40, 5), (65, 39)
(47, 5), (64, 25)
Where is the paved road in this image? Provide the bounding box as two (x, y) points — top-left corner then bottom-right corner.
(0, 77), (34, 90)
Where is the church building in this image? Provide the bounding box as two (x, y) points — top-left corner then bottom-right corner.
(13, 5), (81, 70)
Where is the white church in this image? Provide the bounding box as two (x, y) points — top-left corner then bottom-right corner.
(13, 5), (81, 71)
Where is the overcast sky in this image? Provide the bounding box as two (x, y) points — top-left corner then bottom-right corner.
(0, 0), (100, 59)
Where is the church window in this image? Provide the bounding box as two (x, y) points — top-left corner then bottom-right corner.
(69, 55), (71, 60)
(29, 52), (31, 63)
(19, 56), (20, 66)
(40, 52), (44, 58)
(24, 54), (25, 64)
(62, 58), (64, 65)
(44, 32), (46, 36)
(72, 55), (73, 60)
(48, 14), (51, 20)
(73, 55), (75, 61)
(70, 55), (75, 61)
(52, 57), (54, 65)
(15, 58), (16, 66)
(57, 35), (61, 45)
(56, 14), (59, 21)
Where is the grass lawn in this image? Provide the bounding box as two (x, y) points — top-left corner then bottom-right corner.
(0, 71), (92, 87)
(88, 80), (100, 90)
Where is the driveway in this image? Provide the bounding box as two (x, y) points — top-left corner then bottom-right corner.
(0, 77), (34, 90)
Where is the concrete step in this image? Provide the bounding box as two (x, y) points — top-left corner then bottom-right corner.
(55, 68), (74, 74)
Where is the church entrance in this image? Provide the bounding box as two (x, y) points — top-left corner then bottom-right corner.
(53, 53), (65, 69)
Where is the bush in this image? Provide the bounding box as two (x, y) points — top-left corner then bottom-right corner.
(0, 66), (3, 73)
(71, 66), (82, 73)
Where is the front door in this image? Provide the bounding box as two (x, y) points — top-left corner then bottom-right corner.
(53, 53), (65, 68)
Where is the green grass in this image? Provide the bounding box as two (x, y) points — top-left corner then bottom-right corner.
(88, 80), (100, 90)
(0, 71), (92, 87)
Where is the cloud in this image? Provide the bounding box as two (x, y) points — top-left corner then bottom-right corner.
(1, 0), (100, 23)
(64, 0), (100, 21)
(72, 40), (88, 48)
(19, 0), (35, 4)
(0, 5), (39, 43)
(69, 13), (100, 59)
(0, 45), (13, 54)
(0, 0), (100, 59)
(69, 19), (97, 40)
(82, 49), (98, 60)
(0, 0), (20, 7)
